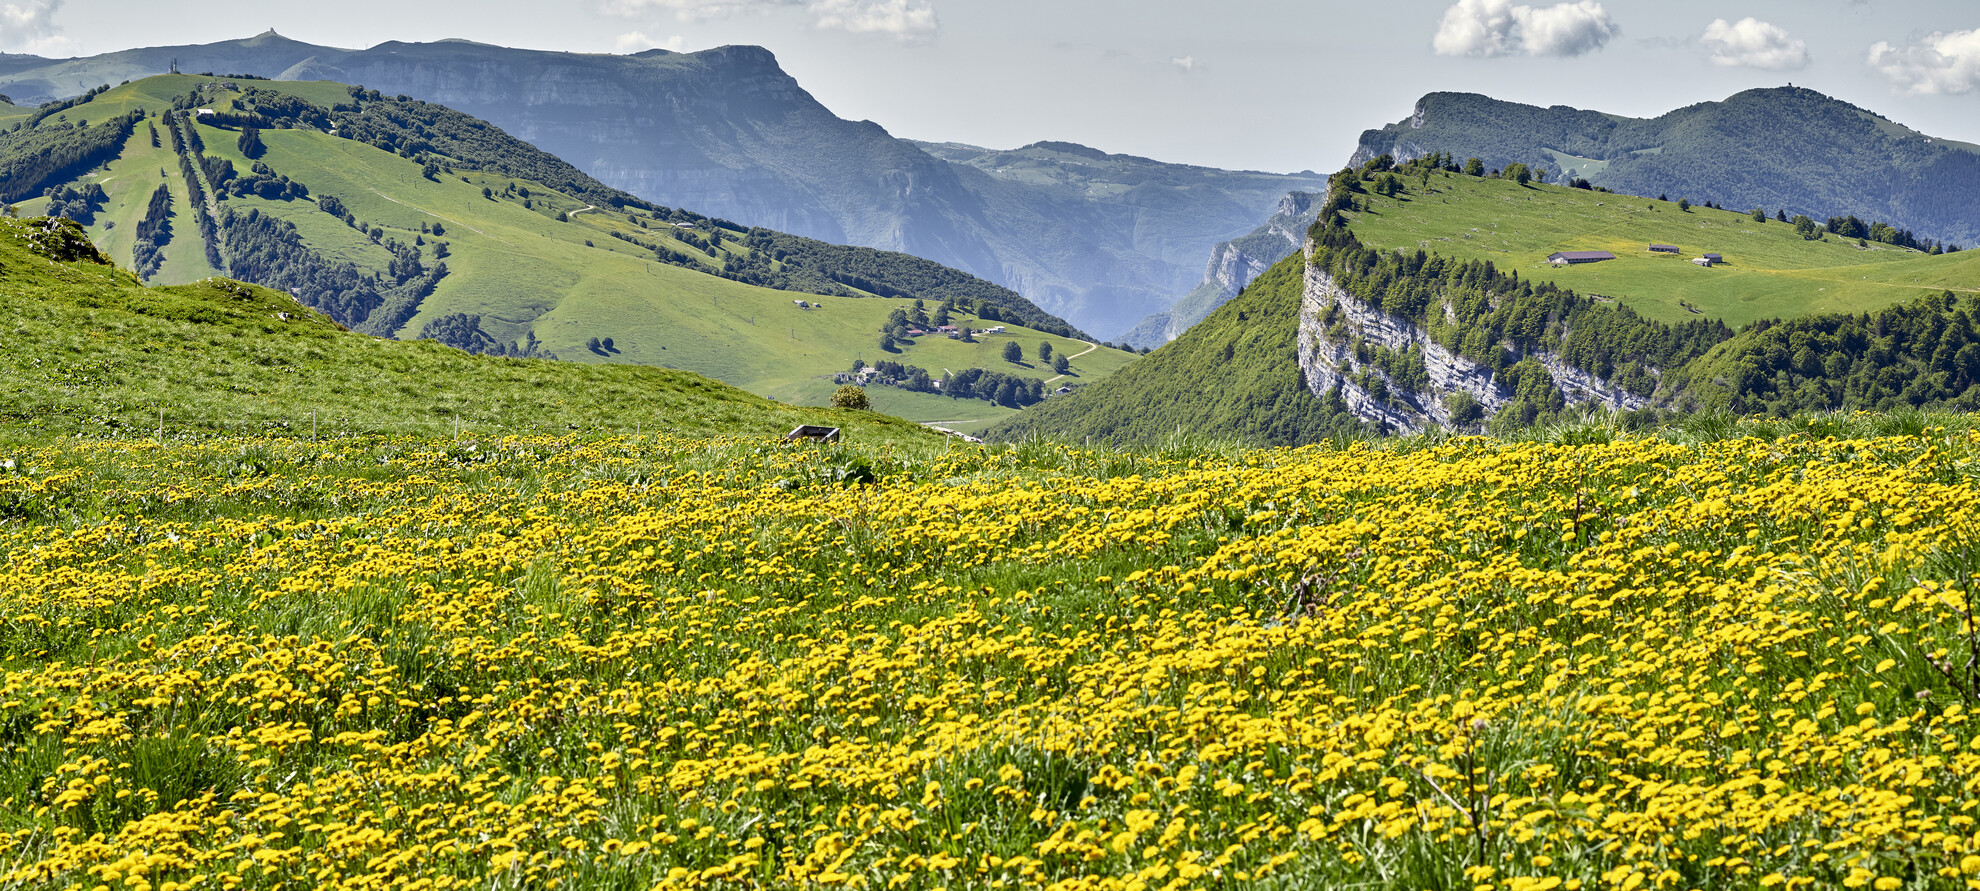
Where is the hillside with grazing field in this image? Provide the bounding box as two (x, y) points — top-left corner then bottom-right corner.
(0, 214), (932, 444)
(0, 75), (1137, 428)
(1343, 173), (1975, 328)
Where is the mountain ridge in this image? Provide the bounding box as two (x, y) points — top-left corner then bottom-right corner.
(0, 35), (1325, 338)
(1352, 86), (1980, 248)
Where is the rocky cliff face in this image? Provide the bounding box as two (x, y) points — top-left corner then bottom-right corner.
(1348, 97), (1432, 168)
(1295, 242), (1648, 434)
(1123, 190), (1320, 348)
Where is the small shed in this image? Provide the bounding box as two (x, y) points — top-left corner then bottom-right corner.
(1692, 257), (1715, 267)
(1650, 244), (1680, 254)
(1548, 250), (1616, 266)
(1703, 253), (1723, 262)
(784, 425), (841, 443)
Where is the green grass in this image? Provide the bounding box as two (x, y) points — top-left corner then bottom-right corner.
(0, 216), (930, 445)
(1346, 174), (1977, 327)
(14, 75), (1139, 423)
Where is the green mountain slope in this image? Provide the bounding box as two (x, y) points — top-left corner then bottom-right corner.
(1353, 88), (1980, 247)
(1342, 173), (1973, 328)
(1, 75), (1137, 430)
(0, 215), (924, 443)
(990, 257), (1354, 446)
(0, 34), (1327, 338)
(993, 160), (1980, 443)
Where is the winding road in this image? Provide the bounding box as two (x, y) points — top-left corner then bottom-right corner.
(1043, 340), (1098, 384)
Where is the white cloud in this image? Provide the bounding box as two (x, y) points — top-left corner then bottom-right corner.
(0, 0), (76, 55)
(1869, 29), (1980, 95)
(808, 0), (936, 40)
(605, 0), (935, 40)
(1701, 18), (1808, 70)
(1433, 0), (1616, 59)
(602, 0), (793, 24)
(1170, 55), (1194, 73)
(616, 30), (686, 53)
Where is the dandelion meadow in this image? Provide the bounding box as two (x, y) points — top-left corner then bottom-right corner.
(3, 425), (1980, 890)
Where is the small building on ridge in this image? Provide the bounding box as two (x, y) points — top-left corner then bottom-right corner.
(1548, 250), (1616, 266)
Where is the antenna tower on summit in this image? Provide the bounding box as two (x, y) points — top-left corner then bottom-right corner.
(169, 58), (180, 75)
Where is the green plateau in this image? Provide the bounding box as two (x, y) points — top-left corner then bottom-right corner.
(1, 75), (1138, 434)
(1344, 173), (1977, 328)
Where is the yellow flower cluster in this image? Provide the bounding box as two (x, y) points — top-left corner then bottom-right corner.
(2, 431), (1979, 890)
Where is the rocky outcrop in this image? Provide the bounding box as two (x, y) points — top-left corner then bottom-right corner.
(1295, 241), (1649, 434)
(1124, 190), (1320, 348)
(1348, 98), (1431, 167)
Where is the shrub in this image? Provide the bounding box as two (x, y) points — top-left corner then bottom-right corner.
(831, 385), (872, 411)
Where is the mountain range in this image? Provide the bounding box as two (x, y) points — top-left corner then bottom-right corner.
(0, 73), (1140, 433)
(0, 31), (1325, 339)
(1353, 87), (1980, 249)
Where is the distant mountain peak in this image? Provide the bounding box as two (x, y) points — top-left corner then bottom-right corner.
(698, 45), (781, 70)
(1021, 140), (1107, 159)
(241, 29), (303, 45)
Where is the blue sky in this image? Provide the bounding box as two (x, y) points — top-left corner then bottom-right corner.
(4, 0), (1977, 173)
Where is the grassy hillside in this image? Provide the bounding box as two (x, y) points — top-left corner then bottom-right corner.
(0, 75), (1137, 428)
(0, 215), (927, 444)
(1345, 173), (1976, 328)
(991, 257), (1355, 445)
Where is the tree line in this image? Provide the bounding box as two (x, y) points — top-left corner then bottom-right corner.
(0, 110), (141, 204)
(162, 110), (225, 270)
(845, 359), (1049, 407)
(131, 184), (172, 280)
(416, 313), (556, 359)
